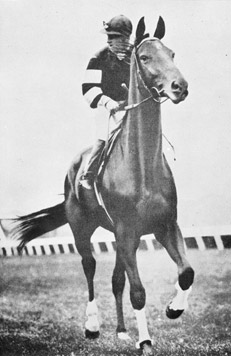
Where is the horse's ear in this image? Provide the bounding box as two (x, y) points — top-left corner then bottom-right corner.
(135, 17), (146, 46)
(153, 16), (165, 40)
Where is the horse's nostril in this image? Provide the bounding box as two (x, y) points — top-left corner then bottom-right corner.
(171, 81), (181, 92)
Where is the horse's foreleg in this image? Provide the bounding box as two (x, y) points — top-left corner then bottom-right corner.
(112, 251), (131, 340)
(116, 227), (153, 354)
(154, 221), (194, 319)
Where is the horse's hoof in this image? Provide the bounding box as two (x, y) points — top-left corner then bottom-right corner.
(85, 329), (100, 339)
(166, 305), (184, 319)
(117, 331), (131, 341)
(139, 340), (153, 356)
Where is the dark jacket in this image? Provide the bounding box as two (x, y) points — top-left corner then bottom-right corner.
(82, 46), (132, 108)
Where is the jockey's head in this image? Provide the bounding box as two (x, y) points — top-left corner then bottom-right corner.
(101, 15), (133, 56)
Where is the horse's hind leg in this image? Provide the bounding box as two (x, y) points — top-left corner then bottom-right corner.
(112, 251), (131, 340)
(154, 221), (194, 319)
(65, 194), (100, 338)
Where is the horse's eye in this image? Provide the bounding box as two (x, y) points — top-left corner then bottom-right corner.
(140, 55), (148, 62)
(172, 52), (175, 59)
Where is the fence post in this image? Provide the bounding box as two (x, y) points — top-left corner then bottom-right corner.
(195, 236), (206, 251)
(213, 235), (224, 250)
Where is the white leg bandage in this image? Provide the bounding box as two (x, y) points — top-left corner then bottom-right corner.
(134, 308), (152, 348)
(169, 282), (192, 310)
(117, 331), (131, 340)
(85, 299), (100, 332)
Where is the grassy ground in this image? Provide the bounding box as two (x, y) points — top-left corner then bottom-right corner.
(0, 249), (230, 356)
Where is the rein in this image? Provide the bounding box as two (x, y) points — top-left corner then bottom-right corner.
(124, 95), (153, 111)
(124, 90), (168, 111)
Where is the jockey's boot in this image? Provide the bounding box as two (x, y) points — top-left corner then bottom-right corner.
(80, 139), (105, 190)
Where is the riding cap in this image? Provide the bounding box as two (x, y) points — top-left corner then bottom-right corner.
(101, 15), (132, 37)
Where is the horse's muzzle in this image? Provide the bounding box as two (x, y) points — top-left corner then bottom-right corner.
(171, 79), (189, 103)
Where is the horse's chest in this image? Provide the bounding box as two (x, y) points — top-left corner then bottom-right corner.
(136, 189), (176, 222)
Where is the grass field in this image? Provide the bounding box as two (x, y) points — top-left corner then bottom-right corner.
(0, 249), (230, 356)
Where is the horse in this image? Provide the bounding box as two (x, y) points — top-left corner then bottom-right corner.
(9, 16), (194, 356)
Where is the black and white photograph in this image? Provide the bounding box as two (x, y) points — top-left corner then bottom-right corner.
(0, 1), (230, 355)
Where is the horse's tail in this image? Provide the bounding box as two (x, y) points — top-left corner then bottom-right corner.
(10, 201), (67, 252)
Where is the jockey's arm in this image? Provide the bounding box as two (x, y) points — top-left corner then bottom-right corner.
(82, 71), (120, 114)
(82, 48), (128, 114)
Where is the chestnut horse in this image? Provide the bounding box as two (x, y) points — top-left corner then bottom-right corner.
(10, 17), (194, 356)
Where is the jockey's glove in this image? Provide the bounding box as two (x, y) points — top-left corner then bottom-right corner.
(98, 95), (120, 115)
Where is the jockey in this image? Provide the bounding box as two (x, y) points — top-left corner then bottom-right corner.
(81, 15), (133, 189)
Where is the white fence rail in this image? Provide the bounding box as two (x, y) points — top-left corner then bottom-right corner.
(0, 225), (231, 257)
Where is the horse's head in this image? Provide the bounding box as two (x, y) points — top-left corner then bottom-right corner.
(135, 17), (188, 104)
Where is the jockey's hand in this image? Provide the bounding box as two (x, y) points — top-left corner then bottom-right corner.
(105, 99), (120, 115)
(98, 95), (120, 115)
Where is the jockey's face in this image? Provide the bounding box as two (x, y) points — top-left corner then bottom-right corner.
(107, 34), (130, 54)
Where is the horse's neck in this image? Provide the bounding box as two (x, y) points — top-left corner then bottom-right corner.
(121, 79), (163, 185)
(125, 97), (162, 158)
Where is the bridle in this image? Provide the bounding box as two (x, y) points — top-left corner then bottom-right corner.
(125, 37), (168, 111)
(124, 38), (175, 160)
